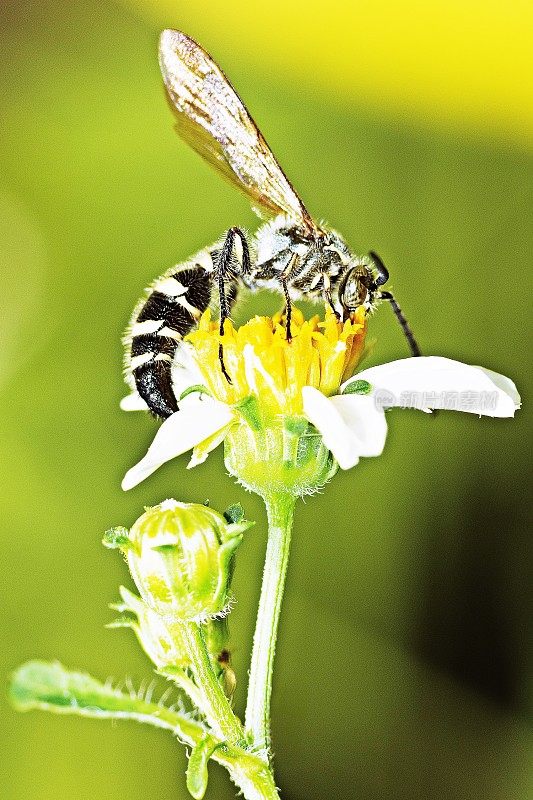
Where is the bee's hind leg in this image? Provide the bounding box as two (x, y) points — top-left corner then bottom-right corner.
(215, 227), (251, 381)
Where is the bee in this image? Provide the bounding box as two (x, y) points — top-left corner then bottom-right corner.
(126, 29), (421, 419)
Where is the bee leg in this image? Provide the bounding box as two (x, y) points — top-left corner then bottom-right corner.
(279, 252), (300, 342)
(217, 274), (233, 383)
(281, 278), (293, 341)
(216, 227), (250, 380)
(322, 273), (340, 320)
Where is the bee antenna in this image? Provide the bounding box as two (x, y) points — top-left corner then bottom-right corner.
(379, 290), (422, 357)
(368, 250), (389, 286)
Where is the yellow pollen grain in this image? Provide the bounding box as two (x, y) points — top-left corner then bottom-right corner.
(185, 306), (367, 415)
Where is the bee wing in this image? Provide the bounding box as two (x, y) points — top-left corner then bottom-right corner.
(159, 29), (314, 229)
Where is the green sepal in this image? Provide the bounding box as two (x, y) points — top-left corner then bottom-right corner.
(222, 505), (254, 540)
(224, 519), (255, 540)
(211, 536), (244, 609)
(151, 543), (178, 553)
(342, 379), (372, 395)
(102, 526), (130, 549)
(234, 395), (263, 430)
(186, 734), (222, 800)
(179, 385), (211, 401)
(284, 416), (308, 435)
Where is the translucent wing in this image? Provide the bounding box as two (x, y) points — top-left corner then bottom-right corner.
(159, 29), (315, 229)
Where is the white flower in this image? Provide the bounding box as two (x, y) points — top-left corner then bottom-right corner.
(121, 355), (520, 490)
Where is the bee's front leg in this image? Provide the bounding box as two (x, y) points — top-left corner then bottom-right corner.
(321, 272), (341, 320)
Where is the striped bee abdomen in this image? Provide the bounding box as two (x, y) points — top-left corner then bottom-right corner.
(128, 264), (214, 419)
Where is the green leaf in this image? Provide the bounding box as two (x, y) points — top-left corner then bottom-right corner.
(342, 379), (372, 395)
(186, 734), (221, 799)
(10, 661), (281, 799)
(9, 661), (196, 737)
(156, 666), (207, 715)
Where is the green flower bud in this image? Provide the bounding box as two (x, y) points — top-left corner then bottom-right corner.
(124, 499), (251, 621)
(108, 586), (190, 669)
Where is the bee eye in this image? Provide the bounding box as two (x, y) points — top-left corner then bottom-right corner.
(369, 250), (389, 287)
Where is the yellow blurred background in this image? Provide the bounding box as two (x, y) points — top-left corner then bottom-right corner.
(2, 2), (532, 799)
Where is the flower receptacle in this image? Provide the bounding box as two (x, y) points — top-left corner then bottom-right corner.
(224, 417), (338, 498)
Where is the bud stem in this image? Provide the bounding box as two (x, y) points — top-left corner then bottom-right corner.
(245, 492), (296, 760)
(181, 621), (244, 744)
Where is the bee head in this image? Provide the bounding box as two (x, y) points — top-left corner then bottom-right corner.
(338, 252), (390, 314)
(338, 265), (372, 312)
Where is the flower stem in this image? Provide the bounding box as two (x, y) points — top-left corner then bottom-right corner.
(181, 621), (244, 744)
(245, 492), (296, 759)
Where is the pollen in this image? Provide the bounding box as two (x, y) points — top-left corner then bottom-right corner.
(185, 306), (367, 417)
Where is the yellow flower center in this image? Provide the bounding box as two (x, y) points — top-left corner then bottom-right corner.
(185, 306), (367, 417)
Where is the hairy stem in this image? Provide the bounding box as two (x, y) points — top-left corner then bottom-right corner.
(181, 621), (244, 744)
(245, 492), (296, 759)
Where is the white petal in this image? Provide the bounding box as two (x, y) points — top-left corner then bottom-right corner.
(122, 395), (233, 490)
(476, 366), (521, 408)
(328, 394), (388, 456)
(120, 392), (149, 411)
(344, 357), (520, 417)
(170, 342), (206, 399)
(187, 423), (233, 469)
(302, 386), (387, 469)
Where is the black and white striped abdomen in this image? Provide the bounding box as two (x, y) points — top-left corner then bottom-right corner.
(125, 255), (215, 419)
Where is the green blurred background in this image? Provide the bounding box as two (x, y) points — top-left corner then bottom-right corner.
(1, 1), (532, 798)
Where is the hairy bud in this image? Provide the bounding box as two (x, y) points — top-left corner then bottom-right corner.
(112, 500), (251, 621)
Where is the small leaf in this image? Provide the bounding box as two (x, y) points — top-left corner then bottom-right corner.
(223, 503), (245, 524)
(102, 526), (130, 549)
(342, 379), (372, 395)
(186, 734), (222, 799)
